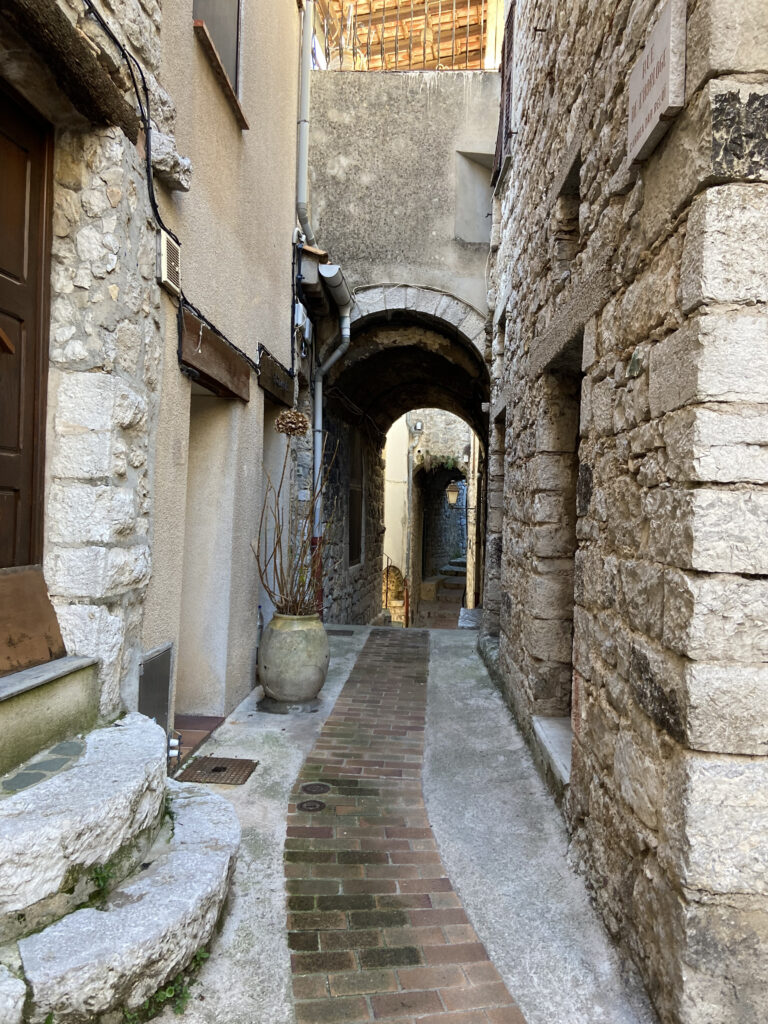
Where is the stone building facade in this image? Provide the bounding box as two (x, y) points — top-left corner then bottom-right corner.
(1, 0), (299, 726)
(482, 0), (768, 1021)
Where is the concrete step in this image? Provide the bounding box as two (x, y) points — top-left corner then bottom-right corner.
(19, 779), (240, 1023)
(0, 714), (167, 942)
(1, 655), (99, 777)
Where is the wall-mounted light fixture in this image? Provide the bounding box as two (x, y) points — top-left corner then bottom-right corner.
(413, 420), (424, 432)
(445, 481), (461, 506)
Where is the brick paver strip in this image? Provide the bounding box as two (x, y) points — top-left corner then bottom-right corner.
(285, 629), (527, 1023)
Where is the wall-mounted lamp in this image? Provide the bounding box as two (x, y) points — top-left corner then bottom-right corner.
(445, 481), (461, 506)
(413, 420), (424, 432)
(463, 453), (470, 463)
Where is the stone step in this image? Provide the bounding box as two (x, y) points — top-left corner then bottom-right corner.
(437, 590), (463, 603)
(19, 779), (240, 1023)
(0, 713), (167, 942)
(439, 564), (466, 578)
(449, 556), (467, 569)
(440, 577), (465, 591)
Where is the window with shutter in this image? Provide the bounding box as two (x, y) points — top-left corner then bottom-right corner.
(491, 2), (515, 186)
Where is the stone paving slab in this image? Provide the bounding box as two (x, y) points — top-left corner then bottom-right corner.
(285, 629), (527, 1023)
(423, 632), (657, 1024)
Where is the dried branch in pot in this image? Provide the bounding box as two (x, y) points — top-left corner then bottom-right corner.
(252, 413), (335, 616)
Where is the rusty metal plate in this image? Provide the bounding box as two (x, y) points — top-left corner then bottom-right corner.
(177, 756), (259, 785)
(302, 782), (330, 795)
(297, 799), (326, 812)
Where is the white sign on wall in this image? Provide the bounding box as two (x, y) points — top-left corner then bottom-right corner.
(628, 0), (686, 163)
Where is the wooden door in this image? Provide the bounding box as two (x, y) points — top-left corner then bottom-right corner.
(0, 82), (53, 568)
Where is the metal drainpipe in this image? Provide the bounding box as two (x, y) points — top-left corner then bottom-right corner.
(297, 0), (317, 246)
(312, 264), (352, 615)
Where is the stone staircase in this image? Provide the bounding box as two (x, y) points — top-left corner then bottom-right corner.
(0, 713), (240, 1023)
(416, 556), (467, 628)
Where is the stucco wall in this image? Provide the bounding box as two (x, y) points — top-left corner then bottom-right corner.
(309, 71), (500, 312)
(140, 0), (300, 716)
(486, 0), (768, 1020)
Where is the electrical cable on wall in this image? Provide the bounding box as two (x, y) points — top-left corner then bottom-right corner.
(81, 0), (180, 246)
(81, 0), (297, 387)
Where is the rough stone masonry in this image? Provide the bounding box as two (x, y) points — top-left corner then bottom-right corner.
(7, 0), (190, 719)
(484, 1), (768, 1022)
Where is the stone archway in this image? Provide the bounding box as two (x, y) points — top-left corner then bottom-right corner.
(350, 284), (487, 354)
(323, 284), (490, 444)
(319, 283), (489, 626)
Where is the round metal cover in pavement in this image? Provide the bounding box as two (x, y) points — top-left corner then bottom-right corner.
(297, 799), (326, 812)
(302, 782), (330, 795)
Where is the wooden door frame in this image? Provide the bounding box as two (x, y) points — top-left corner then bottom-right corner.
(0, 78), (55, 565)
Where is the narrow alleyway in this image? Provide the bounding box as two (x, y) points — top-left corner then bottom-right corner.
(169, 628), (655, 1024)
(286, 629), (524, 1023)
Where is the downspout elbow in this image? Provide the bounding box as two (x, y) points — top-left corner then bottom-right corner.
(297, 201), (316, 248)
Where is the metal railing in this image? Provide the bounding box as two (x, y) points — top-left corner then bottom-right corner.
(312, 0), (504, 72)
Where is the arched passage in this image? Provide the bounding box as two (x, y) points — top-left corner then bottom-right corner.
(319, 285), (489, 625)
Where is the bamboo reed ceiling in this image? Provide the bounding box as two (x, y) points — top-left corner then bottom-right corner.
(313, 0), (503, 72)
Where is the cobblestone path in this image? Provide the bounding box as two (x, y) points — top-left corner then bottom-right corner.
(285, 628), (527, 1024)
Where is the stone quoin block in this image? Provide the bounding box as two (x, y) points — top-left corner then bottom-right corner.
(681, 184), (768, 313)
(649, 311), (768, 416)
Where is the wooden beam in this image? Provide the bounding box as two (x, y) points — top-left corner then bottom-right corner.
(193, 21), (249, 130)
(1, 0), (141, 142)
(180, 310), (251, 401)
(0, 566), (66, 677)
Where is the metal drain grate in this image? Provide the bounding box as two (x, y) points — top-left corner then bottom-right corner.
(297, 799), (326, 812)
(327, 629), (354, 636)
(302, 782), (331, 795)
(177, 756), (259, 785)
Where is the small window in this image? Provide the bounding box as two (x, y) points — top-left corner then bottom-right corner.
(193, 0), (241, 90)
(491, 2), (515, 186)
(349, 431), (363, 566)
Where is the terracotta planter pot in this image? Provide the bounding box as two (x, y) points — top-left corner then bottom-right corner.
(257, 613), (330, 702)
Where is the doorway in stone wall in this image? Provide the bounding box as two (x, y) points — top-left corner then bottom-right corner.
(0, 81), (63, 675)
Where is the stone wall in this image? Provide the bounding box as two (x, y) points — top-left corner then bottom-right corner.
(0, 0), (184, 719)
(420, 473), (466, 577)
(486, 0), (768, 1021)
(322, 415), (384, 625)
(45, 123), (162, 718)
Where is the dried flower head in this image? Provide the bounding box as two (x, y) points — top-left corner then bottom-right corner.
(275, 408), (310, 437)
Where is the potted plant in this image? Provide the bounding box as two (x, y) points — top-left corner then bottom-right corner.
(252, 409), (330, 702)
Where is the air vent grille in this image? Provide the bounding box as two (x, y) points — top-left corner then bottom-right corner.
(157, 228), (181, 296)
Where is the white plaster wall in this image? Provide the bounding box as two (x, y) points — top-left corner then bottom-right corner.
(383, 415), (409, 574)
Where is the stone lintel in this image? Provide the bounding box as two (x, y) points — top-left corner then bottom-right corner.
(527, 261), (613, 379)
(547, 133), (585, 208)
(1, 0), (141, 142)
